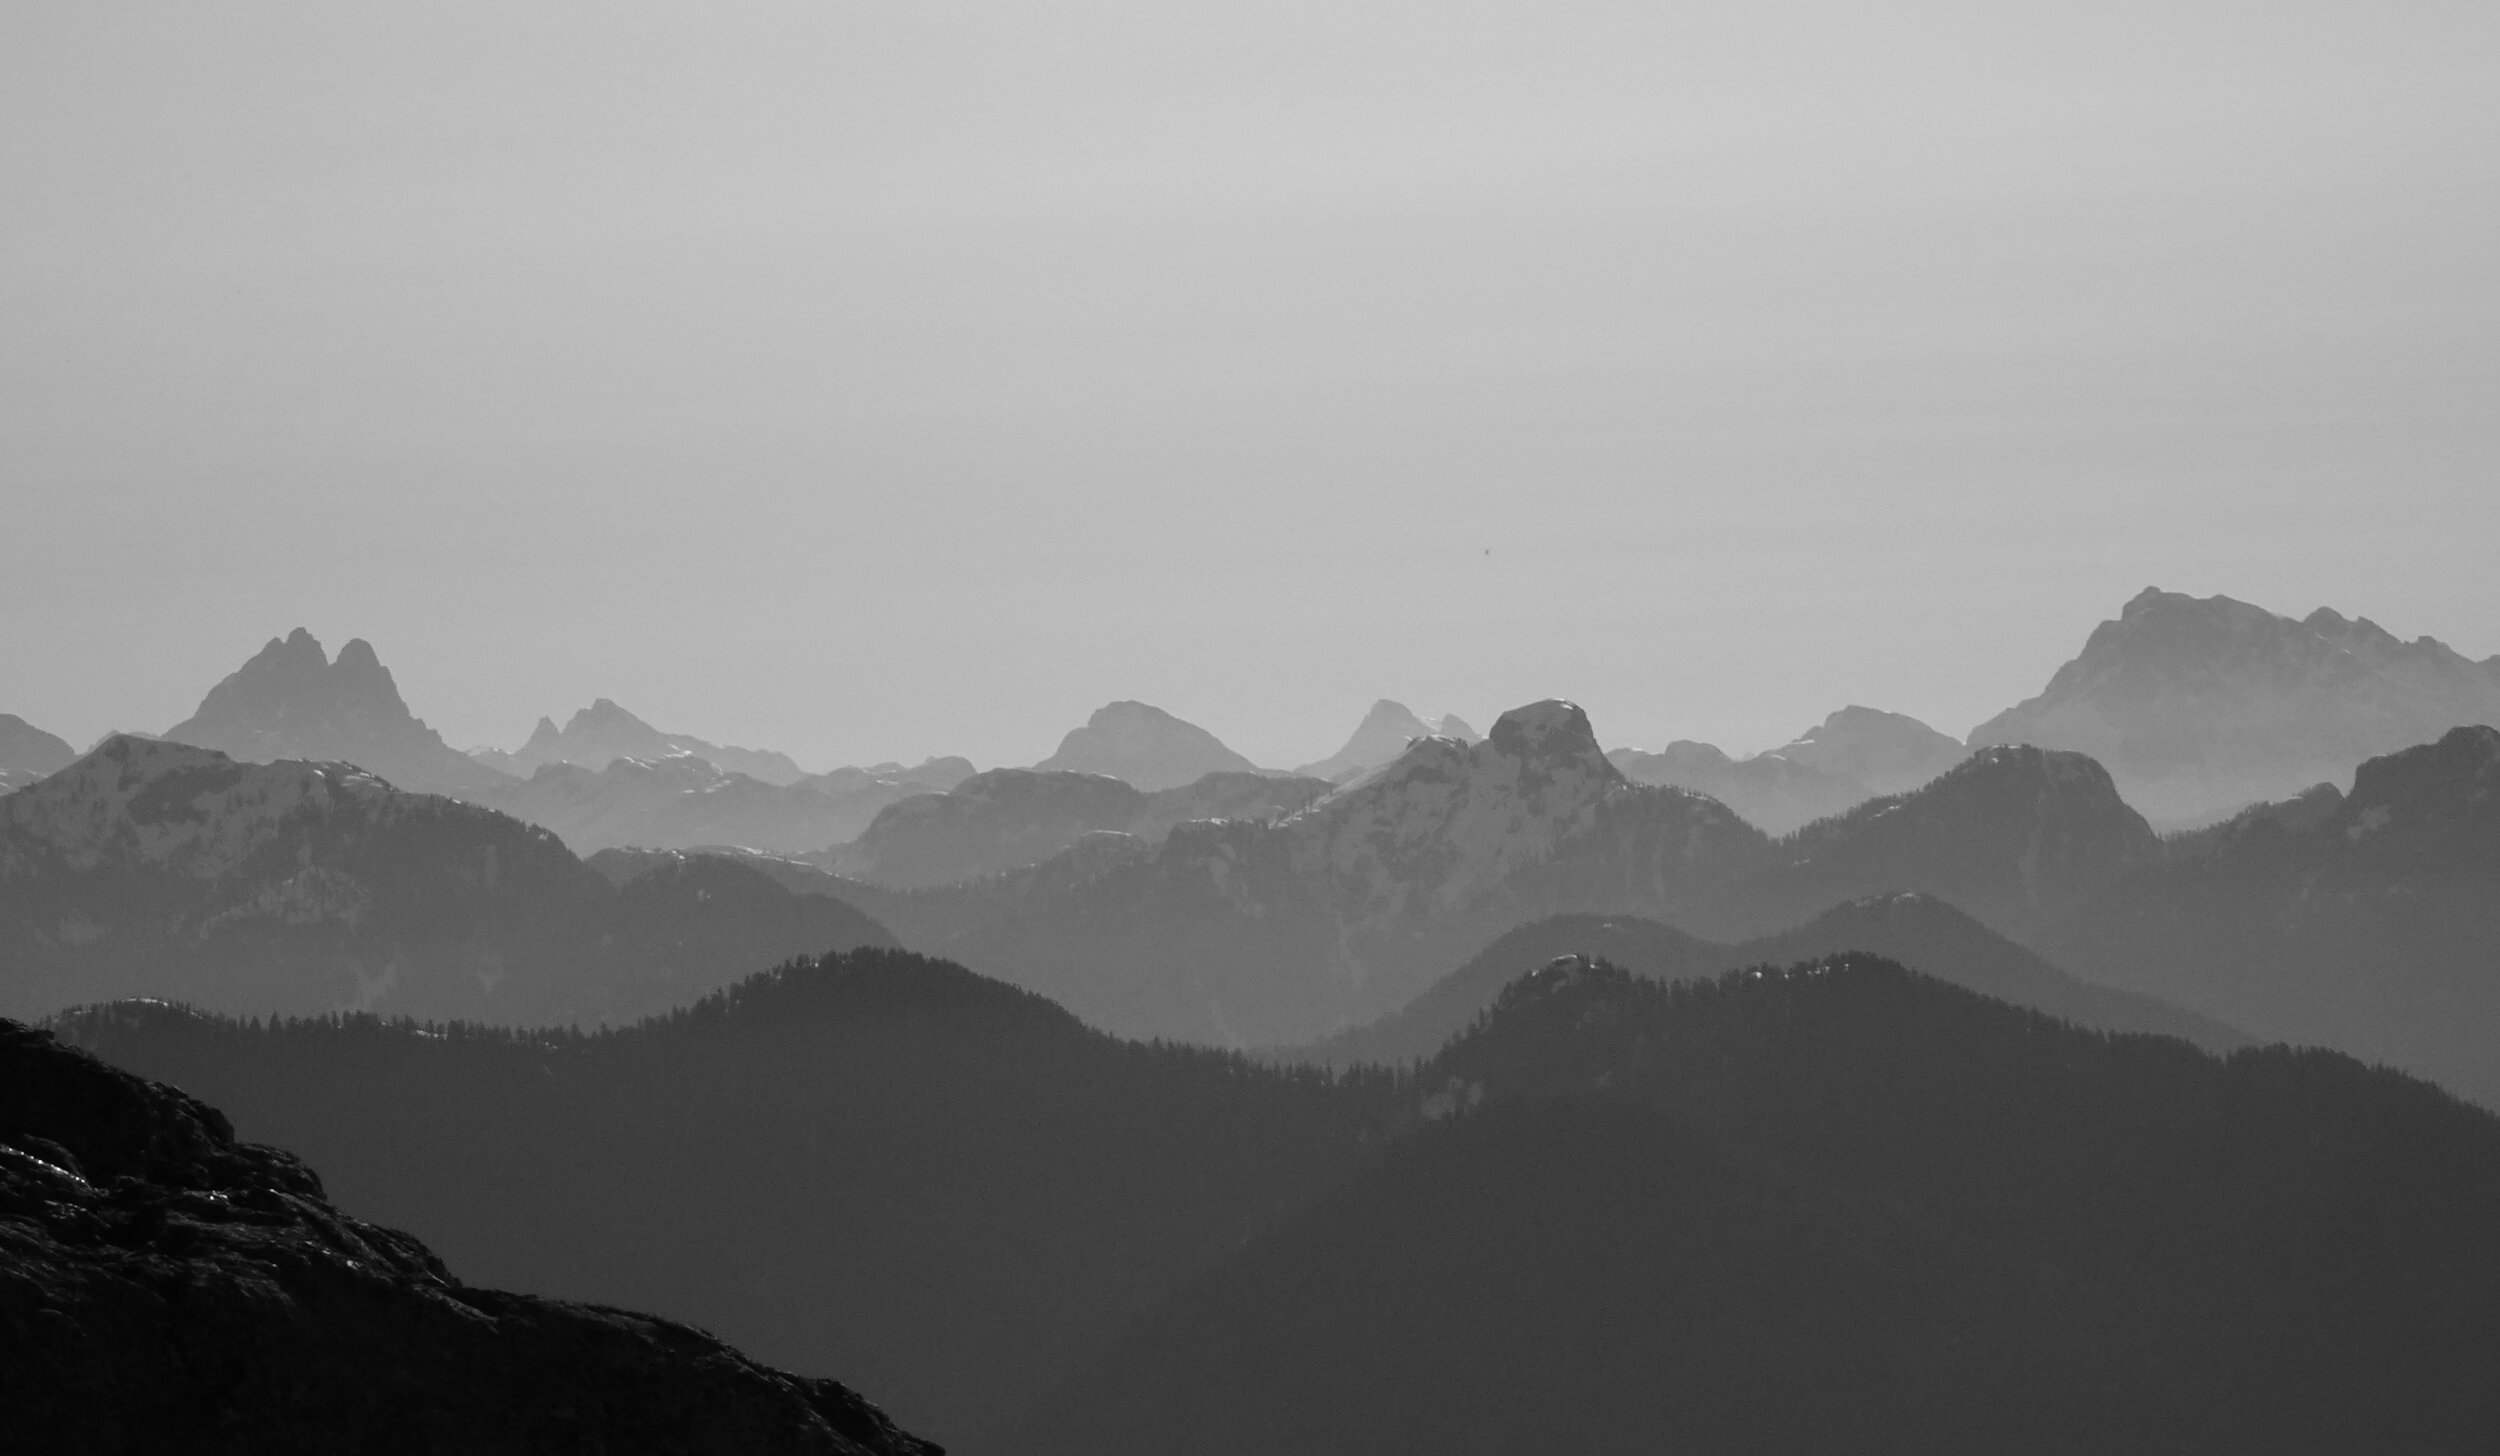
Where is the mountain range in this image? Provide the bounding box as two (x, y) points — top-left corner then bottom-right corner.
(1608, 705), (1967, 834)
(850, 701), (2186, 1049)
(472, 696), (810, 783)
(2043, 723), (2500, 1105)
(0, 735), (892, 1026)
(1293, 699), (1481, 782)
(1, 1016), (933, 1455)
(820, 767), (1331, 889)
(1293, 892), (2244, 1068)
(1975, 586), (2500, 825)
(63, 945), (2500, 1454)
(468, 752), (975, 857)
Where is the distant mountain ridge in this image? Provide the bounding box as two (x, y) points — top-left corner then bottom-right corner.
(1609, 705), (1966, 834)
(0, 735), (893, 1025)
(856, 701), (1782, 1044)
(2045, 723), (2500, 1105)
(1295, 892), (2243, 1069)
(1032, 701), (1266, 790)
(823, 767), (1330, 889)
(1294, 700), (1480, 782)
(467, 752), (975, 857)
(473, 697), (810, 784)
(856, 700), (2167, 1048)
(0, 713), (77, 792)
(160, 629), (508, 797)
(1972, 586), (2500, 824)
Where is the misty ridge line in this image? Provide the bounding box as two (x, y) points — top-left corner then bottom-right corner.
(11, 583), (2499, 845)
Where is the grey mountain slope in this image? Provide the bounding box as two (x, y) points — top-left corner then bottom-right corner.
(1609, 706), (1966, 835)
(0, 735), (892, 1025)
(0, 714), (78, 793)
(1607, 740), (1868, 835)
(1773, 705), (1967, 794)
(474, 696), (809, 785)
(464, 752), (971, 857)
(2042, 724), (2500, 1107)
(1032, 701), (1264, 791)
(1681, 744), (2164, 945)
(161, 629), (510, 797)
(853, 701), (1780, 1045)
(822, 768), (1330, 890)
(853, 703), (2185, 1053)
(1295, 700), (1458, 782)
(1971, 586), (2500, 825)
(1292, 893), (2244, 1070)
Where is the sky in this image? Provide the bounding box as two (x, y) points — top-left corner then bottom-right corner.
(5, 0), (2497, 771)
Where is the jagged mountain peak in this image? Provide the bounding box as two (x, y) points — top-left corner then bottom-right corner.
(1294, 699), (1451, 782)
(487, 698), (807, 786)
(162, 631), (501, 797)
(1973, 588), (2500, 824)
(1277, 699), (1629, 917)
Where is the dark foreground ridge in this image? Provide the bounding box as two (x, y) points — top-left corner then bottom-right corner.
(0, 1018), (936, 1456)
(1003, 953), (2500, 1455)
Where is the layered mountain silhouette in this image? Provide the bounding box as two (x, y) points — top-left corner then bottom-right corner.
(1684, 743), (2163, 943)
(1295, 892), (2242, 1068)
(855, 700), (2175, 1047)
(60, 948), (1390, 1448)
(160, 629), (510, 797)
(1031, 701), (1265, 790)
(473, 696), (810, 784)
(0, 712), (76, 792)
(1972, 587), (2500, 825)
(822, 768), (1329, 889)
(1004, 954), (2500, 1456)
(1608, 705), (1966, 834)
(1294, 700), (1478, 782)
(2044, 724), (2500, 1105)
(67, 948), (2500, 1455)
(0, 736), (892, 1025)
(0, 1017), (933, 1456)
(468, 752), (974, 857)
(853, 701), (1777, 1044)
(1607, 739), (1866, 834)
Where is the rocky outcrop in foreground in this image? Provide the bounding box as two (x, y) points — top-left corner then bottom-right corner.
(0, 1018), (936, 1456)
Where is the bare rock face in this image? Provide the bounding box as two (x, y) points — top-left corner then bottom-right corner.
(161, 629), (509, 798)
(0, 1018), (937, 1456)
(1970, 588), (2500, 826)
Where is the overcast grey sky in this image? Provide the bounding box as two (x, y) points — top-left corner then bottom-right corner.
(5, 1), (2496, 770)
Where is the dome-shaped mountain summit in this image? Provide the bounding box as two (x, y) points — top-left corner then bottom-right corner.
(1032, 700), (1266, 791)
